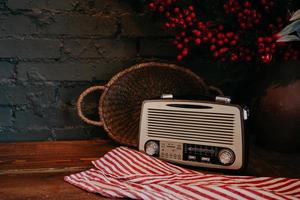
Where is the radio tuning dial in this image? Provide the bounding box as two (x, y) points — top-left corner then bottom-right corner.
(218, 149), (235, 165)
(145, 141), (159, 156)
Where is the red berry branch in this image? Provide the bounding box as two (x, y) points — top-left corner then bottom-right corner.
(147, 0), (299, 64)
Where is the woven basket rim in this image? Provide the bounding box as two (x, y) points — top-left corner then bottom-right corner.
(98, 62), (209, 146)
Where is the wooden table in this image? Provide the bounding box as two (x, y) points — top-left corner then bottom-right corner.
(0, 139), (299, 199)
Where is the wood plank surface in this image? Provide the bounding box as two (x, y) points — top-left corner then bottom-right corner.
(0, 139), (116, 200)
(0, 172), (109, 200)
(0, 139), (299, 200)
(0, 139), (117, 173)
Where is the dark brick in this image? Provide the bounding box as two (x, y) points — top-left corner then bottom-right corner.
(0, 1), (6, 10)
(7, 0), (133, 13)
(63, 39), (136, 59)
(0, 15), (36, 37)
(0, 62), (14, 80)
(93, 0), (133, 14)
(139, 38), (176, 57)
(17, 61), (125, 81)
(121, 14), (171, 37)
(0, 39), (61, 59)
(0, 84), (55, 105)
(14, 106), (93, 129)
(0, 128), (52, 142)
(58, 85), (101, 106)
(52, 127), (101, 140)
(37, 14), (116, 36)
(7, 0), (75, 10)
(0, 107), (12, 126)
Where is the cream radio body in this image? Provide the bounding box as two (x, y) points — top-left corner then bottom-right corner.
(138, 98), (247, 170)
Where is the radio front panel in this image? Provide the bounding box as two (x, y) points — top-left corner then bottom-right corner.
(139, 99), (245, 170)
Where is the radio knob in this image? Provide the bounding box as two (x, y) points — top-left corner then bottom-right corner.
(145, 141), (159, 156)
(218, 149), (235, 165)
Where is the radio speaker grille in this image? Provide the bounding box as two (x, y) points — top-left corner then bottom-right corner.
(147, 108), (235, 145)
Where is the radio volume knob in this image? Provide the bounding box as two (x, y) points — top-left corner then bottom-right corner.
(218, 149), (235, 165)
(145, 141), (159, 156)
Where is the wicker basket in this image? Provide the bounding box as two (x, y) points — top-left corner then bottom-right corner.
(77, 62), (223, 147)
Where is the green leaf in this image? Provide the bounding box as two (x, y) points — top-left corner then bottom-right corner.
(278, 20), (300, 36)
(290, 9), (300, 21)
(276, 35), (300, 42)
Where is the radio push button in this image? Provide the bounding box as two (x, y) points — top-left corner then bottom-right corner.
(201, 157), (211, 162)
(188, 155), (196, 160)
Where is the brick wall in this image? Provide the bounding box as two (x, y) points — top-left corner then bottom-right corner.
(0, 0), (178, 141)
(0, 0), (250, 142)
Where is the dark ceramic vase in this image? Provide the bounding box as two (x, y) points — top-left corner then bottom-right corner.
(251, 61), (300, 153)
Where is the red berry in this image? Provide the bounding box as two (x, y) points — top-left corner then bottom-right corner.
(190, 13), (196, 18)
(174, 7), (180, 13)
(210, 45), (216, 51)
(193, 30), (201, 37)
(244, 1), (251, 8)
(214, 52), (220, 57)
(188, 5), (194, 11)
(182, 48), (189, 56)
(230, 40), (237, 46)
(217, 33), (224, 39)
(186, 16), (192, 22)
(203, 37), (209, 42)
(184, 38), (189, 43)
(265, 37), (273, 43)
(177, 43), (183, 49)
(177, 55), (183, 61)
(257, 37), (264, 43)
(271, 43), (276, 49)
(195, 38), (201, 45)
(165, 0), (172, 5)
(207, 32), (213, 38)
(148, 3), (155, 10)
(230, 53), (238, 61)
(197, 22), (204, 28)
(158, 6), (164, 13)
(244, 9), (250, 15)
(218, 40), (224, 46)
(220, 47), (229, 54)
(226, 32), (234, 38)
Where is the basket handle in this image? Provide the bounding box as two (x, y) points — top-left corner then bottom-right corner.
(77, 85), (105, 126)
(208, 85), (224, 96)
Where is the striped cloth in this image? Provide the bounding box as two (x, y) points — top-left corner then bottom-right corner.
(65, 146), (300, 200)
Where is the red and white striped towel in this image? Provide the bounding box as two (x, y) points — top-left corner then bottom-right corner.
(65, 146), (300, 200)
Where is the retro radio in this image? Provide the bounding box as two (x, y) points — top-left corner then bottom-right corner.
(138, 95), (248, 170)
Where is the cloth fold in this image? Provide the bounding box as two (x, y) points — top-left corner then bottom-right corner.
(65, 147), (300, 200)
